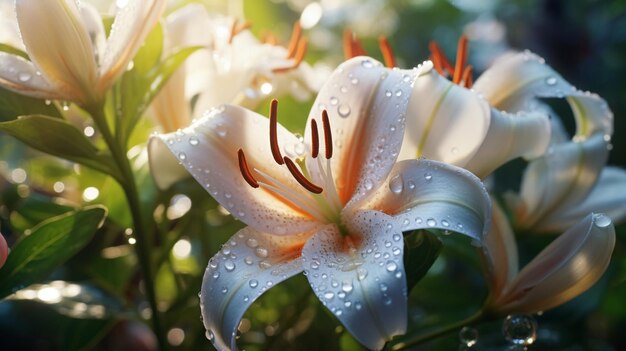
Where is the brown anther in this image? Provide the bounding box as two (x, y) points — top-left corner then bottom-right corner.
(311, 119), (320, 158)
(269, 99), (284, 165)
(429, 41), (454, 76)
(286, 21), (302, 59)
(453, 35), (468, 84)
(378, 36), (397, 68)
(283, 157), (323, 194)
(321, 110), (333, 159)
(272, 37), (308, 73)
(461, 64), (473, 88)
(238, 149), (259, 188)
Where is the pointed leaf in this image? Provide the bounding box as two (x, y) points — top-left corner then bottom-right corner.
(403, 230), (442, 291)
(0, 206), (107, 299)
(0, 87), (61, 121)
(0, 114), (120, 178)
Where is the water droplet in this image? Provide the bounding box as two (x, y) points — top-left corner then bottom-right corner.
(244, 256), (253, 265)
(385, 90), (392, 97)
(205, 330), (214, 341)
(364, 179), (374, 190)
(385, 261), (398, 272)
(178, 152), (187, 161)
(249, 279), (259, 288)
(246, 238), (259, 248)
(243, 295), (249, 302)
(502, 315), (537, 346)
(255, 247), (268, 258)
(342, 281), (353, 293)
(221, 287), (228, 294)
(384, 240), (392, 248)
(442, 219), (450, 227)
(424, 173), (432, 181)
(18, 71), (31, 82)
(189, 137), (199, 146)
(451, 147), (459, 155)
(545, 76), (557, 86)
(389, 174), (404, 194)
(459, 326), (478, 347)
(338, 104), (351, 118)
(355, 302), (363, 310)
(395, 90), (403, 97)
(361, 59), (374, 68)
(357, 268), (368, 281)
(324, 292), (335, 300)
(340, 86), (348, 93)
(392, 247), (401, 256)
(351, 78), (359, 85)
(408, 181), (416, 189)
(224, 260), (235, 271)
(426, 218), (436, 227)
(379, 283), (388, 292)
(593, 213), (612, 228)
(330, 97), (339, 105)
(393, 233), (402, 242)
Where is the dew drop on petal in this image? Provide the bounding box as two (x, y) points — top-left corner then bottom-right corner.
(224, 260), (235, 271)
(426, 218), (436, 227)
(330, 97), (339, 105)
(361, 59), (373, 68)
(189, 137), (199, 146)
(246, 238), (259, 248)
(389, 174), (404, 194)
(337, 104), (351, 118)
(249, 279), (259, 288)
(178, 152), (187, 161)
(18, 71), (31, 82)
(324, 292), (335, 300)
(545, 76), (557, 86)
(357, 268), (368, 281)
(424, 173), (432, 181)
(593, 214), (612, 228)
(385, 261), (398, 272)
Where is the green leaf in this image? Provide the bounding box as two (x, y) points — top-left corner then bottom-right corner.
(0, 87), (61, 121)
(0, 115), (121, 179)
(0, 206), (107, 299)
(403, 230), (443, 291)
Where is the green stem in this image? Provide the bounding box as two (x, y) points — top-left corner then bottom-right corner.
(88, 104), (168, 351)
(388, 310), (485, 350)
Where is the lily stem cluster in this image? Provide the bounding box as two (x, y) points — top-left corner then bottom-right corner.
(87, 104), (168, 351)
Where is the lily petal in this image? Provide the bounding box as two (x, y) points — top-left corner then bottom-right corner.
(495, 213), (615, 314)
(464, 108), (551, 179)
(98, 0), (165, 92)
(514, 134), (609, 231)
(200, 226), (308, 351)
(148, 105), (318, 235)
(302, 210), (407, 350)
(304, 57), (419, 206)
(364, 159), (491, 242)
(537, 167), (626, 231)
(483, 200), (519, 299)
(79, 3), (107, 66)
(474, 51), (613, 138)
(0, 53), (61, 99)
(398, 65), (491, 169)
(16, 0), (98, 104)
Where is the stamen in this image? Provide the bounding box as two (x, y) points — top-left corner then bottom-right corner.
(283, 157), (323, 194)
(453, 35), (468, 84)
(428, 41), (454, 76)
(272, 38), (308, 73)
(461, 65), (473, 88)
(262, 32), (278, 45)
(286, 21), (302, 59)
(269, 99), (284, 165)
(343, 29), (367, 59)
(238, 149), (259, 188)
(228, 18), (238, 44)
(378, 36), (397, 68)
(429, 54), (444, 75)
(321, 110), (333, 159)
(311, 119), (320, 158)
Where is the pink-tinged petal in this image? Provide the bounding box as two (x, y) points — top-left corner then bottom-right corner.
(0, 53), (61, 99)
(482, 200), (519, 299)
(302, 211), (407, 350)
(494, 213), (615, 314)
(304, 57), (419, 207)
(364, 160), (491, 243)
(148, 105), (318, 235)
(98, 0), (166, 92)
(464, 108), (551, 179)
(515, 134), (609, 231)
(399, 66), (490, 169)
(474, 51), (613, 138)
(200, 226), (309, 351)
(0, 234), (8, 268)
(16, 0), (98, 103)
(537, 167), (626, 231)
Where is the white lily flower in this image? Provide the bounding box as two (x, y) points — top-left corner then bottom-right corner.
(472, 51), (626, 232)
(395, 37), (552, 179)
(0, 0), (165, 106)
(484, 200), (615, 315)
(151, 6), (325, 134)
(148, 57), (492, 350)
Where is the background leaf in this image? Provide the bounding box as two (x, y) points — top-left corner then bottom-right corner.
(403, 230), (443, 291)
(0, 206), (107, 298)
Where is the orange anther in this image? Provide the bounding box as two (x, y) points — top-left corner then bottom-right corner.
(286, 21), (302, 59)
(461, 65), (473, 88)
(429, 41), (454, 76)
(378, 36), (397, 68)
(453, 35), (468, 84)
